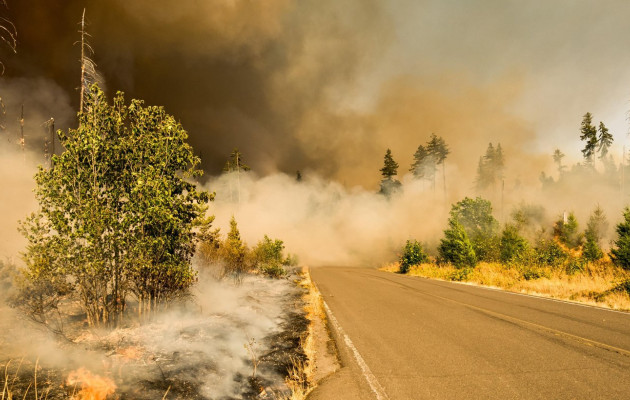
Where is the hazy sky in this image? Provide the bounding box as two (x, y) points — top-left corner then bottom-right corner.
(3, 0), (630, 186)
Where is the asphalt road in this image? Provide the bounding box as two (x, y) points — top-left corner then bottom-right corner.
(308, 267), (630, 400)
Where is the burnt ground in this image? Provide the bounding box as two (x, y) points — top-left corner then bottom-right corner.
(0, 271), (310, 400)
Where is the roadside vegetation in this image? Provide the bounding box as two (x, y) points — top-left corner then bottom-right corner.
(386, 197), (630, 311)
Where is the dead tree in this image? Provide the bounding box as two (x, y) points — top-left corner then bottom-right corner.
(76, 9), (101, 113)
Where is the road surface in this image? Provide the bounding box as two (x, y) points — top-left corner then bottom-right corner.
(308, 267), (630, 400)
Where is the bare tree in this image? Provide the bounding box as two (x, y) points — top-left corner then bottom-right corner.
(0, 0), (17, 75)
(76, 9), (102, 113)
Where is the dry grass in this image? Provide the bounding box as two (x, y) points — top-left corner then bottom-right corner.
(383, 261), (630, 311)
(277, 267), (322, 400)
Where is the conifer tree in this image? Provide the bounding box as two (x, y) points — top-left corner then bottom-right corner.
(379, 149), (401, 196)
(598, 121), (613, 160)
(552, 148), (565, 176)
(580, 112), (598, 167)
(583, 206), (607, 261)
(380, 148), (399, 178)
(410, 144), (429, 180)
(610, 208), (630, 270)
(427, 133), (450, 196)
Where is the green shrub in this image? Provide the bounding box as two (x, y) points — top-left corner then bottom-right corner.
(438, 219), (477, 268)
(534, 237), (568, 267)
(553, 212), (583, 249)
(565, 257), (586, 275)
(610, 208), (630, 270)
(399, 240), (429, 274)
(252, 235), (289, 278)
(449, 197), (500, 262)
(449, 268), (472, 281)
(520, 265), (549, 281)
(500, 224), (529, 263)
(612, 280), (630, 295)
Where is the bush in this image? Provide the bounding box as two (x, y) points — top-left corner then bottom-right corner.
(610, 208), (630, 270)
(553, 212), (582, 249)
(449, 267), (472, 281)
(500, 224), (529, 263)
(534, 237), (568, 267)
(449, 197), (500, 262)
(438, 219), (477, 268)
(565, 257), (586, 275)
(399, 240), (429, 274)
(251, 235), (292, 278)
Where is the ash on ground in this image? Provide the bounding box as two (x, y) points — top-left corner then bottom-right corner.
(0, 271), (308, 400)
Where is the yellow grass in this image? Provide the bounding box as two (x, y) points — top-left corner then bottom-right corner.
(382, 261), (630, 311)
(278, 267), (323, 400)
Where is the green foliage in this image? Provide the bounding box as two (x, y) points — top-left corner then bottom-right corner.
(533, 237), (568, 267)
(410, 144), (430, 180)
(579, 112), (598, 166)
(449, 197), (500, 261)
(553, 212), (582, 249)
(18, 85), (210, 326)
(583, 206), (607, 262)
(399, 240), (429, 274)
(565, 257), (586, 275)
(379, 148), (401, 196)
(598, 122), (613, 159)
(380, 148), (399, 178)
(252, 235), (289, 278)
(500, 224), (529, 263)
(520, 265), (549, 281)
(612, 280), (630, 295)
(449, 267), (472, 281)
(222, 216), (248, 279)
(511, 203), (546, 240)
(438, 219), (477, 268)
(610, 207), (630, 270)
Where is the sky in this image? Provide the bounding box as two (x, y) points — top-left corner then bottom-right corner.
(2, 0), (630, 188)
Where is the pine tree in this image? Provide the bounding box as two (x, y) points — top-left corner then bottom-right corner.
(598, 121), (614, 160)
(583, 206), (607, 262)
(610, 208), (630, 270)
(553, 212), (582, 249)
(426, 134), (450, 197)
(580, 112), (598, 167)
(379, 149), (401, 196)
(380, 148), (399, 179)
(410, 144), (429, 180)
(475, 143), (504, 193)
(223, 216), (248, 279)
(500, 224), (529, 263)
(552, 148), (565, 176)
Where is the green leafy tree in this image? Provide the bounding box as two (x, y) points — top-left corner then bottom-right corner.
(598, 122), (613, 160)
(610, 208), (630, 270)
(18, 85), (210, 326)
(449, 197), (500, 261)
(580, 112), (598, 167)
(438, 219), (477, 268)
(583, 206), (607, 261)
(553, 212), (582, 249)
(500, 224), (529, 263)
(399, 240), (429, 273)
(379, 148), (401, 196)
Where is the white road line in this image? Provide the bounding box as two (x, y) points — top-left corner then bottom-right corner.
(323, 301), (390, 400)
